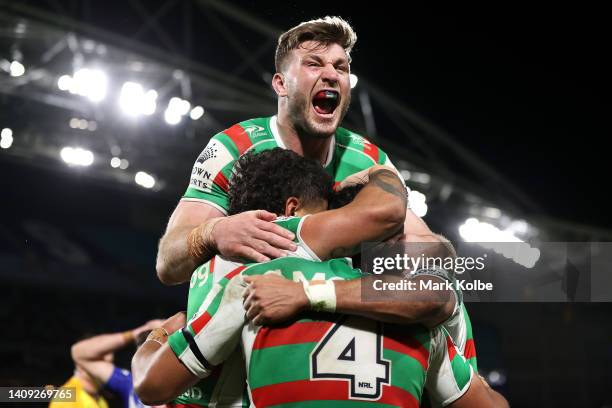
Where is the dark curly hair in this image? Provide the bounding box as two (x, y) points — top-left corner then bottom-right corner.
(228, 148), (334, 216)
(328, 184), (365, 209)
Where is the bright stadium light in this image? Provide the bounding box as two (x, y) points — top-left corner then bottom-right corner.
(1, 128), (12, 138)
(70, 68), (108, 102)
(164, 97), (190, 125)
(9, 61), (25, 77)
(164, 110), (181, 125)
(459, 218), (540, 268)
(60, 147), (94, 166)
(135, 171), (155, 189)
(0, 128), (13, 149)
(57, 74), (72, 91)
(119, 159), (129, 170)
(119, 82), (157, 116)
(110, 157), (121, 168)
(409, 190), (428, 217)
(349, 73), (358, 89)
(0, 135), (13, 149)
(190, 106), (204, 120)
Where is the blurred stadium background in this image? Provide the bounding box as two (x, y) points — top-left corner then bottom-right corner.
(1, 1), (611, 407)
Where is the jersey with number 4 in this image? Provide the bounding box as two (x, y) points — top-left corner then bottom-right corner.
(183, 115), (398, 214)
(170, 254), (474, 408)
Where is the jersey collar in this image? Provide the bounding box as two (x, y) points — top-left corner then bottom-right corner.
(270, 115), (335, 168)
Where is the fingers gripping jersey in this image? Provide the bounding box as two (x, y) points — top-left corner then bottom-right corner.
(183, 116), (399, 213)
(169, 218), (474, 407)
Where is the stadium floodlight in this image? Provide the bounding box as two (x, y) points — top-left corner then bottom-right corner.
(400, 169), (411, 180)
(119, 82), (157, 116)
(164, 97), (191, 125)
(190, 106), (205, 120)
(57, 75), (72, 91)
(119, 159), (129, 170)
(0, 135), (13, 149)
(409, 190), (428, 217)
(9, 61), (25, 77)
(70, 68), (108, 102)
(110, 157), (121, 168)
(349, 73), (358, 89)
(135, 171), (155, 189)
(459, 217), (540, 268)
(0, 128), (13, 149)
(60, 146), (94, 166)
(1, 128), (12, 138)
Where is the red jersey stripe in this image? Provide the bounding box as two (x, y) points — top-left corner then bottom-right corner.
(190, 311), (212, 335)
(213, 171), (229, 193)
(209, 256), (216, 274)
(446, 335), (457, 361)
(251, 379), (419, 407)
(225, 265), (246, 281)
(363, 142), (380, 163)
(252, 321), (333, 350)
(464, 339), (476, 359)
(224, 124), (252, 155)
(384, 335), (430, 370)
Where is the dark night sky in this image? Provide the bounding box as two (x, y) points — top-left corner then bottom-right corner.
(232, 2), (611, 228)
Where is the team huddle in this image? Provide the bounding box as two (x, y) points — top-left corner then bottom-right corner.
(128, 16), (508, 408)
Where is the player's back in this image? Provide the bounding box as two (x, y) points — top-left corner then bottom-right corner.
(240, 257), (451, 408)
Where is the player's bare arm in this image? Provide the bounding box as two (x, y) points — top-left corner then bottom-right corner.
(71, 319), (162, 385)
(156, 200), (297, 285)
(300, 165), (407, 259)
(449, 375), (509, 408)
(132, 312), (199, 405)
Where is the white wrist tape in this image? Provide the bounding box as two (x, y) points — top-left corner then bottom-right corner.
(302, 280), (337, 312)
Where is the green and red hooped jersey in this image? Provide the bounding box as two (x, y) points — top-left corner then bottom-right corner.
(182, 115), (399, 214)
(169, 218), (475, 407)
(167, 217), (323, 408)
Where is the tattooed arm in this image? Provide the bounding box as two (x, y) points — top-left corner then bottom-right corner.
(243, 166), (455, 327)
(300, 165), (407, 260)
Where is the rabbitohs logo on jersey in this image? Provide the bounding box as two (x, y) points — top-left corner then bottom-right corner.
(196, 144), (218, 164)
(243, 125), (266, 138)
(348, 133), (365, 145)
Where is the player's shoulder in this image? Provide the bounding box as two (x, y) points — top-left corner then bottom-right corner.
(334, 126), (390, 165)
(272, 215), (302, 239)
(207, 116), (275, 158)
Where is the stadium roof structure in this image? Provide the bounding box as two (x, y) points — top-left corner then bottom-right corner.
(1, 0), (609, 242)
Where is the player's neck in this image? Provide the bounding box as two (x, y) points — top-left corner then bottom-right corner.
(276, 114), (331, 165)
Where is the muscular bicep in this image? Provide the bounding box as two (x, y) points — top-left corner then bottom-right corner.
(301, 168), (407, 260)
(134, 343), (198, 405)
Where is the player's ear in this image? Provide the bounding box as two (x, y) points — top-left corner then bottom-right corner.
(285, 196), (300, 217)
(272, 73), (287, 97)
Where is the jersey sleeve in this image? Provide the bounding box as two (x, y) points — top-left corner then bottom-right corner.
(168, 265), (249, 378)
(182, 134), (240, 215)
(425, 327), (474, 407)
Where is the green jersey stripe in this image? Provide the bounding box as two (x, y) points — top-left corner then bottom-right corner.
(384, 349), (427, 402)
(249, 343), (313, 389)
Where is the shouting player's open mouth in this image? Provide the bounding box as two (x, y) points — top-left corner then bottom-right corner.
(312, 89), (340, 118)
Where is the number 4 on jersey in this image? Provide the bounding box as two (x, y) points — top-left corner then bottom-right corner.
(311, 316), (391, 400)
